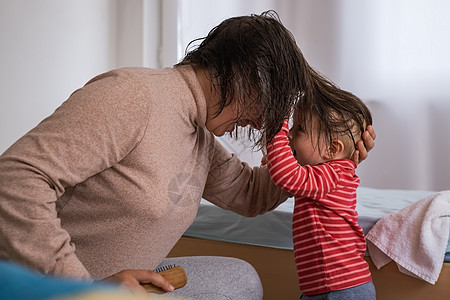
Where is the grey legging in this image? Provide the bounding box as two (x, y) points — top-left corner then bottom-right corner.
(153, 256), (263, 300)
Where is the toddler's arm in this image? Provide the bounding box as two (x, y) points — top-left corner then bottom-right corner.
(266, 120), (339, 198)
(266, 120), (308, 194)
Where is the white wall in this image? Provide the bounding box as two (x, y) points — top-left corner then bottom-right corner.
(0, 0), (116, 153)
(0, 0), (163, 154)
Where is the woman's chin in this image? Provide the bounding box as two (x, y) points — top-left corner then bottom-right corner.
(209, 123), (236, 137)
(212, 128), (230, 137)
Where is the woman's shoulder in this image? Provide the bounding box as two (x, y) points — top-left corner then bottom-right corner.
(84, 66), (177, 84)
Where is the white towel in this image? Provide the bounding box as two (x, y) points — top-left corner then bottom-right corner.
(366, 191), (450, 284)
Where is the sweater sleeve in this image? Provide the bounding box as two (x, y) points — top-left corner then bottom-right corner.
(202, 137), (292, 217)
(0, 70), (150, 278)
(266, 120), (340, 200)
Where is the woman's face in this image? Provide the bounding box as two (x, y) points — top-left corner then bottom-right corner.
(206, 102), (262, 136)
(196, 65), (262, 136)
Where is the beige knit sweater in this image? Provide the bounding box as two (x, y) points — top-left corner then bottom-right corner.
(0, 65), (289, 279)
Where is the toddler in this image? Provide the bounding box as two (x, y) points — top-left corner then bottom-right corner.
(266, 73), (375, 299)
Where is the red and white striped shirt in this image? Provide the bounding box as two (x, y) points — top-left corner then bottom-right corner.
(267, 121), (371, 295)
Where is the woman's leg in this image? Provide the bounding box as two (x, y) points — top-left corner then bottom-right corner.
(156, 256), (263, 300)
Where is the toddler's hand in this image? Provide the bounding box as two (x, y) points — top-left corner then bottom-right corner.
(261, 155), (268, 166)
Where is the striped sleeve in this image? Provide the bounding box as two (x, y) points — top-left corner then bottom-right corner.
(266, 120), (340, 200)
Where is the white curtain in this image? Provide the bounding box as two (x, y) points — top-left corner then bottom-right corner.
(177, 0), (450, 192)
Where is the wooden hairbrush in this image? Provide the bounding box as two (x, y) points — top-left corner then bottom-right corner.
(141, 265), (187, 294)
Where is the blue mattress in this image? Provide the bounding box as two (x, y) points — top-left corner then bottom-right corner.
(184, 187), (450, 262)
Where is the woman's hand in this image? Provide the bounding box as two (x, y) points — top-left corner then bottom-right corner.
(352, 125), (376, 164)
(103, 269), (174, 295)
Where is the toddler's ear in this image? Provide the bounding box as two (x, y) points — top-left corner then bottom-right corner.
(323, 139), (345, 160)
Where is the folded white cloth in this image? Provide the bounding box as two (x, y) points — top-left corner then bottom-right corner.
(366, 191), (450, 284)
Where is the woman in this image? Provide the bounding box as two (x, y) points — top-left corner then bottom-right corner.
(0, 11), (375, 298)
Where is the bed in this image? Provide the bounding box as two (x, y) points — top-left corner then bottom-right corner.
(168, 187), (450, 300)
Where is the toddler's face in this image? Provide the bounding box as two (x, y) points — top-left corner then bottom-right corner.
(289, 117), (328, 166)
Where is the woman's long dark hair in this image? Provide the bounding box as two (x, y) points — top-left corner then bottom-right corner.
(176, 11), (311, 149)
